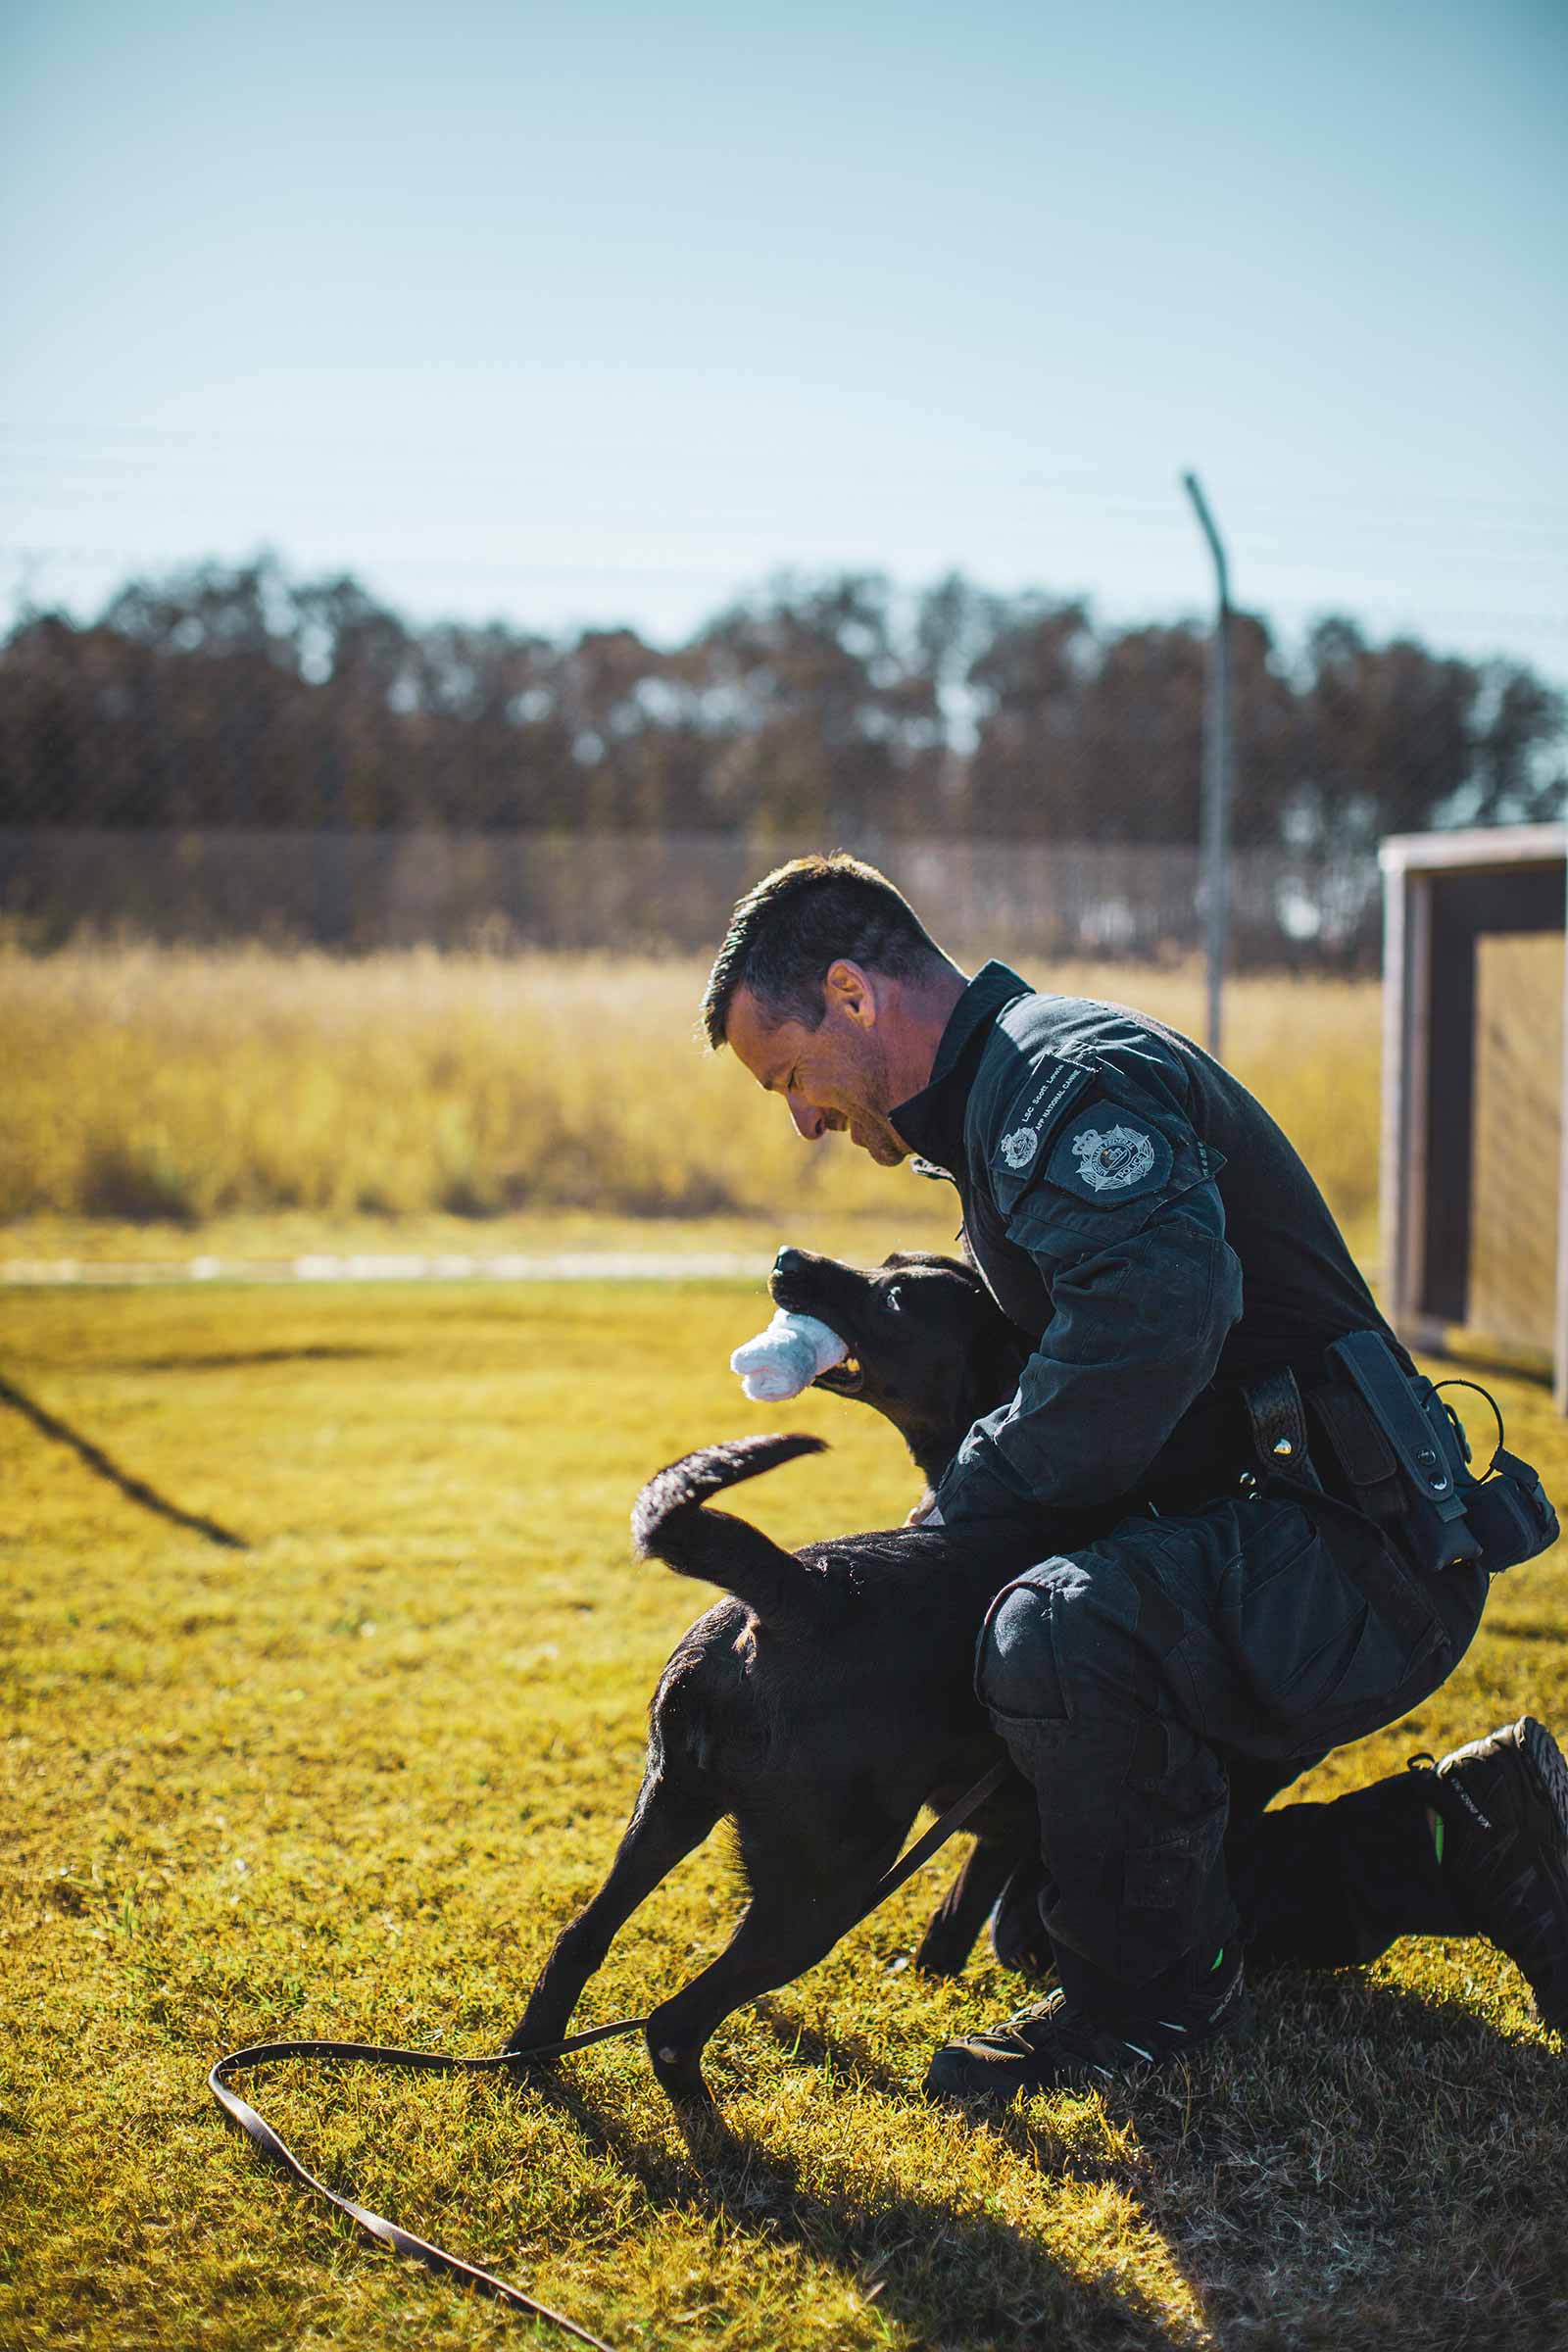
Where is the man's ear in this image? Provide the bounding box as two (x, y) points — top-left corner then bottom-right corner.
(823, 958), (877, 1028)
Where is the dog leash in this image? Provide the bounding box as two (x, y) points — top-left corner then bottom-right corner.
(209, 2018), (639, 2351)
(208, 1756), (1011, 2346)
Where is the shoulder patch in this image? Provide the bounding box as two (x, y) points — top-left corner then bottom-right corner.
(1044, 1101), (1173, 1202)
(990, 1056), (1093, 1190)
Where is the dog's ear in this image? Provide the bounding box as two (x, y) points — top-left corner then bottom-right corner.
(882, 1249), (977, 1283)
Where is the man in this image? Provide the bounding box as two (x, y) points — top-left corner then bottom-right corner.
(703, 851), (1568, 2107)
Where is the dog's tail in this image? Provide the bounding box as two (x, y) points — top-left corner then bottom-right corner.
(632, 1433), (833, 1632)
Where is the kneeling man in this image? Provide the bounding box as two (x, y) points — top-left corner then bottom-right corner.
(703, 852), (1568, 2105)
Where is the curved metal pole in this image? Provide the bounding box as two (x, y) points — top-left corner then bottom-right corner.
(1182, 471), (1232, 1059)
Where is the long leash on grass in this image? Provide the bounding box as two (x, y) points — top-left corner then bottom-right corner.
(209, 1755), (1011, 2349)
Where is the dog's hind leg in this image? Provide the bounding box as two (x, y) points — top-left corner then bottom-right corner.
(912, 1834), (1019, 1978)
(642, 1842), (903, 2127)
(508, 1767), (718, 2058)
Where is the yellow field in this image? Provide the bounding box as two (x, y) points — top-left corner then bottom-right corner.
(0, 943), (1382, 1263)
(4, 1278), (1564, 2351)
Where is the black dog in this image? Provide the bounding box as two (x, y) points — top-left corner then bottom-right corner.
(509, 1248), (1052, 2122)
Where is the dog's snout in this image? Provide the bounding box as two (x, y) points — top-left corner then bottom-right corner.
(773, 1247), (807, 1276)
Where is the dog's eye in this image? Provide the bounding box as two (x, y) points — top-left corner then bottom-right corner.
(886, 1286), (905, 1314)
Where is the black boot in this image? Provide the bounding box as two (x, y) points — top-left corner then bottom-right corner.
(924, 1945), (1251, 2109)
(1408, 1715), (1568, 2033)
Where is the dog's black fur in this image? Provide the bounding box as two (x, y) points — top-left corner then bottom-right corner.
(508, 1247), (1050, 2120)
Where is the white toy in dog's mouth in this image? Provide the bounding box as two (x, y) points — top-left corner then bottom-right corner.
(730, 1309), (853, 1402)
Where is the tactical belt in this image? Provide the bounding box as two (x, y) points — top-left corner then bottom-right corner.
(1239, 1364), (1313, 1482)
(1239, 1330), (1557, 1580)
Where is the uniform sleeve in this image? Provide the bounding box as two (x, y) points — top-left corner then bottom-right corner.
(933, 1076), (1244, 1532)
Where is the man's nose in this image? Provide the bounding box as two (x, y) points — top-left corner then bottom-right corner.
(788, 1094), (828, 1142)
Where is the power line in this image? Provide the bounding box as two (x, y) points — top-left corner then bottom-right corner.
(2, 420), (1565, 529)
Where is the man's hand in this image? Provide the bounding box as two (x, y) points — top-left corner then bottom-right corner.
(906, 1489), (944, 1527)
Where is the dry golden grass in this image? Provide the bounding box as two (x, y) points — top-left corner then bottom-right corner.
(0, 943), (1382, 1264)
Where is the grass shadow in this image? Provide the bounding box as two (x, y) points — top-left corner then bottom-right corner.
(122, 1345), (387, 1374)
(512, 2051), (1202, 2351)
(988, 1965), (1568, 2342)
(0, 1370), (248, 1548)
(508, 1957), (1567, 2351)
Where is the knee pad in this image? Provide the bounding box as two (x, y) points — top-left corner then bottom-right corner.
(975, 1561), (1088, 1721)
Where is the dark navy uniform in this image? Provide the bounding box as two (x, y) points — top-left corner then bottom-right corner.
(892, 963), (1491, 2005)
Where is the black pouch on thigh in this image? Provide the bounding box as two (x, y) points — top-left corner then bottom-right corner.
(1216, 1493), (1456, 1752)
(1304, 1529), (1466, 1744)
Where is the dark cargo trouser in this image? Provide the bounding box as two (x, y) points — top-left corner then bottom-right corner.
(975, 1488), (1491, 2006)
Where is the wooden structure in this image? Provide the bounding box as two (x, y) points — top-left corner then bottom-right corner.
(1381, 825), (1568, 1403)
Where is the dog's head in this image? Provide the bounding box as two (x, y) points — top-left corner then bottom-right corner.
(766, 1246), (1031, 1485)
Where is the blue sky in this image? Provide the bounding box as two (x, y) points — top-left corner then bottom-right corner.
(3, 0), (1564, 681)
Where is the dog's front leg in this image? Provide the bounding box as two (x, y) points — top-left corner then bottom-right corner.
(508, 1768), (717, 2063)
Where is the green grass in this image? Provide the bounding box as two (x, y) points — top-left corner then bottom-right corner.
(3, 1278), (1565, 2351)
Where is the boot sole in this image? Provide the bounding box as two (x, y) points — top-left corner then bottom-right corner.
(924, 1993), (1254, 2109)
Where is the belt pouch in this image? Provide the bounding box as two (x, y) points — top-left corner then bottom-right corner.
(1307, 1383), (1403, 1523)
(1323, 1331), (1482, 1573)
(1463, 1446), (1559, 1572)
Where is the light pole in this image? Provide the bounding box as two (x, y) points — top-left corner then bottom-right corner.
(1182, 470), (1232, 1060)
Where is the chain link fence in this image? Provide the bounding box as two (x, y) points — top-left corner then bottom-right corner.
(3, 556), (1562, 965)
(0, 824), (1380, 963)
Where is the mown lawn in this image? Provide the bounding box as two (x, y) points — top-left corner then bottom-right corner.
(3, 1278), (1565, 2352)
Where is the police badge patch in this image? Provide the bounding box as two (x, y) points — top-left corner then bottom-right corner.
(1070, 1124), (1156, 1193)
(999, 1126), (1039, 1171)
(1040, 1099), (1174, 1204)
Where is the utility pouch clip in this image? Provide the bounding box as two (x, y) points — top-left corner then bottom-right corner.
(1444, 1435), (1559, 1575)
(1324, 1331), (1482, 1572)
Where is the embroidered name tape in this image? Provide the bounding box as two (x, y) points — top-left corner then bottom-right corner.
(992, 1057), (1093, 1185)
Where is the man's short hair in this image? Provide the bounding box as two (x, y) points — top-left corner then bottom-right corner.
(701, 852), (945, 1049)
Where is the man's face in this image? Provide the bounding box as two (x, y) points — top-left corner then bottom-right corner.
(726, 971), (910, 1167)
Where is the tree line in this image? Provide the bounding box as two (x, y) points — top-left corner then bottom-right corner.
(2, 555), (1563, 856)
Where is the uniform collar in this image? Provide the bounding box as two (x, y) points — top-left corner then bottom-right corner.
(892, 960), (1030, 1172)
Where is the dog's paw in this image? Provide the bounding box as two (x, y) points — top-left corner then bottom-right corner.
(504, 2013), (572, 2065)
